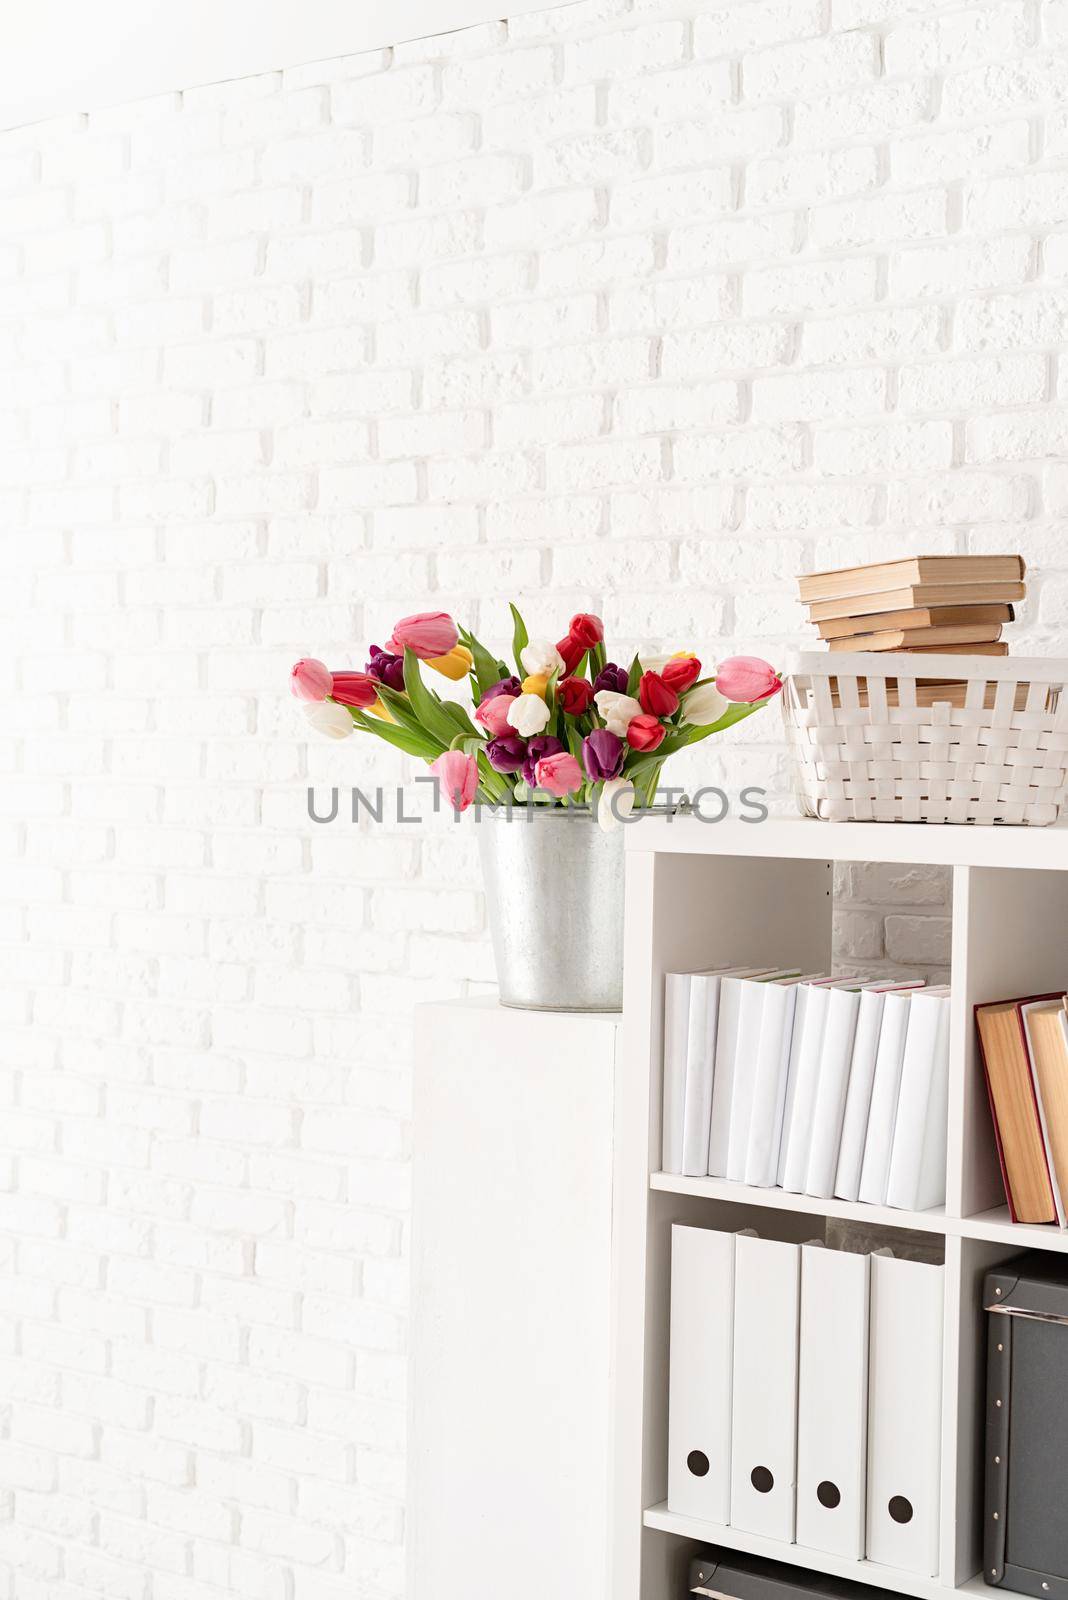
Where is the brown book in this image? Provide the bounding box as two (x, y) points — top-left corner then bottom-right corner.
(817, 604), (1015, 640)
(827, 623), (1004, 652)
(1021, 999), (1068, 1222)
(975, 996), (1059, 1225)
(807, 582), (1026, 622)
(799, 554), (1026, 604)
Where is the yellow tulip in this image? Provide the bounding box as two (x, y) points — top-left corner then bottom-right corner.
(521, 673), (549, 698)
(368, 697), (397, 723)
(426, 645), (474, 681)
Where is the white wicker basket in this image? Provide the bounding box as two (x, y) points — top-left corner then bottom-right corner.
(783, 653), (1068, 825)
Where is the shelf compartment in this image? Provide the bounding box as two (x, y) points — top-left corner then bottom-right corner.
(642, 1503), (967, 1600)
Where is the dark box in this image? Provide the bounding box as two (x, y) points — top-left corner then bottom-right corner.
(985, 1252), (1068, 1595)
(688, 1550), (902, 1600)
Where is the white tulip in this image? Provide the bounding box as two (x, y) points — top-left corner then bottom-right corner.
(506, 692), (551, 737)
(681, 682), (729, 727)
(594, 689), (643, 736)
(638, 648), (670, 674)
(520, 638), (565, 678)
(304, 700), (354, 739)
(597, 777), (635, 833)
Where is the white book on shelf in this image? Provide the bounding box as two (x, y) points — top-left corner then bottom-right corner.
(707, 968), (775, 1178)
(725, 972), (800, 1184)
(796, 1242), (870, 1560)
(866, 1252), (943, 1576)
(667, 1223), (740, 1522)
(835, 981), (926, 1204)
(804, 985), (864, 1199)
(744, 975), (824, 1188)
(661, 972), (692, 1174)
(885, 988), (952, 1212)
(730, 1233), (801, 1542)
(857, 990), (914, 1206)
(779, 978), (857, 1194)
(680, 971), (721, 1178)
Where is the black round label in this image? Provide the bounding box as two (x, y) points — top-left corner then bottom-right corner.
(889, 1496), (914, 1524)
(817, 1481), (842, 1509)
(751, 1466), (774, 1494)
(687, 1451), (710, 1478)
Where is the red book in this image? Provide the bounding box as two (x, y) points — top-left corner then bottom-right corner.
(975, 994), (1060, 1224)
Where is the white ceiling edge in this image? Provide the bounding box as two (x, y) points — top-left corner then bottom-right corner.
(1, 0), (577, 132)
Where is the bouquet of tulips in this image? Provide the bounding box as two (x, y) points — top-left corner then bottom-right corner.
(291, 605), (783, 828)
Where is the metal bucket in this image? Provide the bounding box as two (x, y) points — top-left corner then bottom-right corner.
(476, 805), (624, 1012)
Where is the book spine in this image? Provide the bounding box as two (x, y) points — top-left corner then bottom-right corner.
(975, 1005), (1020, 1225)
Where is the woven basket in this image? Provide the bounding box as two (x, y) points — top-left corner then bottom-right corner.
(783, 653), (1068, 825)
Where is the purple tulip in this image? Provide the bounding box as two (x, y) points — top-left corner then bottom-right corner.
(366, 644), (405, 692)
(593, 662), (628, 696)
(481, 675), (522, 702)
(583, 727), (624, 782)
(486, 735), (527, 774)
(521, 734), (563, 788)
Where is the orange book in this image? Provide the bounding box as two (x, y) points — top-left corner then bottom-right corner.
(975, 996), (1059, 1224)
(827, 624), (1003, 652)
(799, 554), (1025, 604)
(807, 582), (1026, 622)
(816, 604), (1015, 640)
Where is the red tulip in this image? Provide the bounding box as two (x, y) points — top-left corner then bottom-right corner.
(557, 676), (594, 716)
(568, 612), (604, 648)
(330, 672), (378, 709)
(626, 713), (666, 752)
(715, 655), (784, 703)
(556, 634), (586, 675)
(661, 655), (701, 694)
(638, 671), (679, 718)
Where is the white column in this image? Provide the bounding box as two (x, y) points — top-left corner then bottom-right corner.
(409, 997), (619, 1600)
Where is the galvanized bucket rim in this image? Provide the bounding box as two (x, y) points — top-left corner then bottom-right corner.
(474, 801), (679, 822)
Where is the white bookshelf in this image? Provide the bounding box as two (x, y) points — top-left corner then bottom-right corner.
(613, 816), (1068, 1600)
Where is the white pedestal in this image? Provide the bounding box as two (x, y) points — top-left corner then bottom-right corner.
(409, 998), (619, 1600)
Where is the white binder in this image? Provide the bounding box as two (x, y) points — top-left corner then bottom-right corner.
(835, 982), (926, 1203)
(780, 979), (855, 1194)
(857, 990), (913, 1206)
(726, 978), (775, 1183)
(661, 972), (691, 1173)
(804, 986), (863, 1198)
(667, 1224), (736, 1522)
(708, 972), (770, 1177)
(885, 989), (951, 1212)
(796, 1243), (869, 1559)
(730, 1234), (800, 1541)
(866, 1253), (944, 1575)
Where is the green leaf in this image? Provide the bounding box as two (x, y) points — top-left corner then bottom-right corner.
(626, 651), (642, 696)
(509, 602), (529, 677)
(589, 641), (606, 681)
(402, 648), (464, 749)
(459, 627), (502, 701)
(351, 709), (441, 760)
(375, 682), (440, 742)
(439, 698), (479, 739)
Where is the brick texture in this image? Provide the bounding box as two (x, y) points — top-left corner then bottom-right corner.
(5, 0), (1068, 1590)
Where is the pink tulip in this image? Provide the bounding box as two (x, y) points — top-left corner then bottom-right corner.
(290, 658), (332, 701)
(534, 751), (583, 797)
(386, 611), (459, 661)
(715, 655), (784, 703)
(431, 750), (479, 813)
(474, 693), (516, 737)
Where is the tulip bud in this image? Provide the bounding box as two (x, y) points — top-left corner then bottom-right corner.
(291, 658), (332, 702)
(486, 735), (527, 773)
(303, 700), (354, 739)
(557, 677), (594, 716)
(681, 682), (729, 727)
(521, 734), (563, 788)
(534, 751), (583, 797)
(520, 639), (565, 678)
(582, 728), (624, 782)
(521, 673), (550, 698)
(568, 612), (604, 648)
(506, 692), (551, 737)
(330, 672), (378, 709)
(626, 713), (666, 752)
(430, 749), (479, 812)
(426, 644), (474, 681)
(387, 611), (459, 660)
(715, 655), (784, 703)
(597, 777), (635, 833)
(638, 671), (679, 718)
(661, 654), (701, 694)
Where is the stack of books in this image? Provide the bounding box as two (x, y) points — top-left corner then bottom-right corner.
(798, 554), (1026, 655)
(976, 992), (1068, 1225)
(661, 966), (952, 1212)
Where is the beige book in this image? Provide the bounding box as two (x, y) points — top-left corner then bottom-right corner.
(807, 581), (1026, 622)
(827, 623), (1004, 652)
(976, 998), (1057, 1226)
(1023, 1000), (1068, 1218)
(817, 604), (1015, 640)
(798, 554), (1025, 604)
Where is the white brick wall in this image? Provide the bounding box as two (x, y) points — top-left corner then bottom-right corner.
(3, 0), (1068, 1589)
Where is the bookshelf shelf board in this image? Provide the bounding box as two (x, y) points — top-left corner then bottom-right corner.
(642, 1504), (959, 1600)
(959, 1205), (1068, 1253)
(626, 812), (1068, 871)
(650, 1173), (949, 1238)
